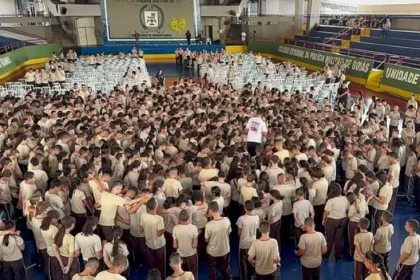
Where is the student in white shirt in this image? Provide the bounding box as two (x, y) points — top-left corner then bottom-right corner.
(75, 216), (102, 263)
(167, 252), (195, 280)
(268, 189), (283, 254)
(95, 254), (128, 280)
(172, 209), (199, 279)
(347, 190), (367, 256)
(34, 69), (42, 87)
(245, 109), (268, 157)
(273, 173), (295, 245)
(73, 257), (99, 280)
(56, 65), (65, 82)
(404, 144), (417, 201)
(295, 217), (327, 280)
(0, 220), (26, 279)
(371, 172), (392, 234)
(293, 188), (314, 249)
(387, 152), (400, 213)
(25, 68), (35, 85)
(247, 221), (280, 279)
(141, 198), (170, 279)
(241, 31), (246, 44)
(205, 201), (232, 280)
(393, 219), (420, 280)
(237, 200), (260, 280)
(323, 183), (350, 260)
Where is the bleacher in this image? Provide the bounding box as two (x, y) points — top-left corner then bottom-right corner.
(0, 36), (34, 54)
(296, 24), (420, 62)
(0, 37), (20, 48)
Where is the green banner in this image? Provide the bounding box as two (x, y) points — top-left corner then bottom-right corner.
(381, 63), (420, 94)
(248, 41), (373, 79)
(0, 43), (62, 78)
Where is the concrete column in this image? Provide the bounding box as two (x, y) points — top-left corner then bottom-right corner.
(258, 0), (264, 16)
(295, 0), (304, 31)
(306, 0), (320, 34)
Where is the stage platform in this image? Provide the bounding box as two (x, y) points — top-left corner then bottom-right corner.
(77, 44), (225, 57)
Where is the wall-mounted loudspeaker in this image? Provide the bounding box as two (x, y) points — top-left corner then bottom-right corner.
(61, 7), (67, 15)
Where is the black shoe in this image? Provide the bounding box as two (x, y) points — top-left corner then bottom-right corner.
(336, 256), (343, 262)
(323, 255), (329, 261)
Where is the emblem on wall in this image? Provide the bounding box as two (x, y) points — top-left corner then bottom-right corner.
(139, 4), (164, 33)
(170, 18), (187, 34)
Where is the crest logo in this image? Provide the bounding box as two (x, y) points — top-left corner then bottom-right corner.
(139, 4), (164, 33)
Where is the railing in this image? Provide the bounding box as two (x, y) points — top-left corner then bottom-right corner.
(252, 36), (420, 69)
(0, 26), (47, 41)
(323, 19), (368, 44)
(252, 36), (283, 42)
(284, 38), (387, 63)
(398, 56), (420, 69)
(284, 38), (333, 52)
(322, 26), (352, 44)
(0, 13), (46, 17)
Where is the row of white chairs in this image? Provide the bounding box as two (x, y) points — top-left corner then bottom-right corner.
(200, 53), (339, 103)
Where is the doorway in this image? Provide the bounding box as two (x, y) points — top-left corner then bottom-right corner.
(206, 25), (213, 41)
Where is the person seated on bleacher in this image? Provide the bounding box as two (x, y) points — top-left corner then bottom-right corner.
(24, 69), (35, 85)
(138, 49), (144, 59)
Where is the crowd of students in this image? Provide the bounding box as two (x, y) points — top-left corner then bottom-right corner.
(23, 50), (78, 87)
(322, 15), (391, 29)
(0, 50), (420, 280)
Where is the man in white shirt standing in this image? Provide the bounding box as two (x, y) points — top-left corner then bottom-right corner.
(237, 200), (259, 280)
(141, 198), (170, 279)
(245, 109), (268, 157)
(325, 66), (333, 84)
(387, 152), (400, 214)
(241, 31), (247, 45)
(25, 68), (35, 85)
(205, 201), (232, 280)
